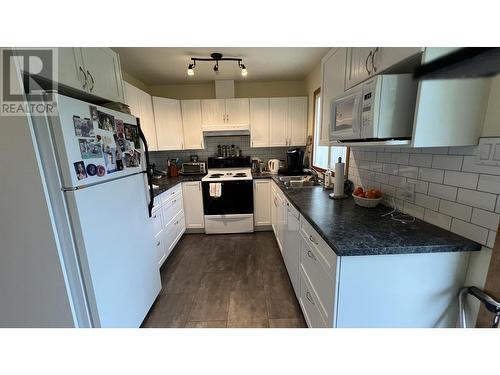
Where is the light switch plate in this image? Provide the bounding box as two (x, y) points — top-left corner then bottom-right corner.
(476, 137), (500, 166)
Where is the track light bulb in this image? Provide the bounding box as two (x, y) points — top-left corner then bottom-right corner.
(187, 64), (195, 76)
(240, 63), (247, 76)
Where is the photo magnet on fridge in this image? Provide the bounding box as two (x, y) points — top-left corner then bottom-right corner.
(96, 165), (106, 177)
(78, 138), (103, 159)
(73, 116), (95, 138)
(86, 163), (97, 176)
(89, 105), (99, 122)
(97, 111), (115, 132)
(124, 123), (140, 148)
(104, 147), (118, 173)
(115, 119), (125, 139)
(73, 161), (87, 180)
(114, 134), (126, 152)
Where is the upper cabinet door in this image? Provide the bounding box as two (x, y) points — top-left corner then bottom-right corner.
(269, 97), (289, 147)
(320, 48), (347, 145)
(201, 99), (226, 126)
(288, 97), (308, 146)
(153, 97), (183, 150)
(225, 98), (250, 125)
(124, 82), (140, 115)
(250, 98), (270, 148)
(56, 48), (87, 91)
(137, 89), (158, 151)
(345, 47), (375, 90)
(181, 100), (204, 150)
(80, 48), (125, 103)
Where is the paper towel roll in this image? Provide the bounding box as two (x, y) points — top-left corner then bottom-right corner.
(334, 157), (345, 197)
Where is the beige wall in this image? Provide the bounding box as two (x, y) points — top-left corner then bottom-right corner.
(482, 75), (500, 137)
(304, 62), (322, 137)
(122, 71), (150, 93)
(235, 80), (306, 98)
(148, 83), (215, 99)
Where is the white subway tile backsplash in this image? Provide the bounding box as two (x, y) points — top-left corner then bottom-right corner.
(471, 208), (500, 231)
(407, 179), (429, 194)
(457, 188), (497, 211)
(376, 152), (392, 163)
(432, 155), (463, 171)
(443, 171), (479, 189)
(398, 166), (419, 179)
(389, 175), (406, 187)
(451, 218), (489, 245)
(380, 183), (396, 196)
(418, 168), (444, 183)
(497, 199), (500, 213)
(424, 209), (452, 230)
(421, 147), (449, 155)
(403, 202), (425, 219)
(439, 200), (472, 221)
(487, 231), (497, 248)
(462, 156), (500, 175)
(477, 174), (500, 194)
(391, 152), (410, 165)
(365, 151), (377, 161)
(375, 172), (389, 184)
(448, 145), (477, 156)
(415, 193), (440, 211)
(370, 162), (384, 172)
(383, 163), (399, 175)
(409, 153), (433, 167)
(428, 183), (458, 201)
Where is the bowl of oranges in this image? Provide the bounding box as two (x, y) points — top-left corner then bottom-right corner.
(352, 187), (383, 208)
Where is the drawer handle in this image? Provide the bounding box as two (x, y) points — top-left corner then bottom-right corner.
(156, 241), (161, 246)
(306, 291), (315, 306)
(307, 250), (316, 260)
(172, 199), (176, 203)
(309, 235), (318, 245)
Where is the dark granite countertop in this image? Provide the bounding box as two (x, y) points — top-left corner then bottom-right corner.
(152, 174), (204, 197)
(258, 175), (481, 257)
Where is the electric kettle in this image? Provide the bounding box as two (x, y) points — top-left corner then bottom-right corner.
(267, 159), (280, 174)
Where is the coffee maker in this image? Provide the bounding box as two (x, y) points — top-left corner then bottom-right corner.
(286, 148), (304, 175)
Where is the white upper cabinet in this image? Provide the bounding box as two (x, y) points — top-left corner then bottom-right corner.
(80, 48), (125, 103)
(412, 48), (491, 147)
(181, 100), (204, 150)
(201, 98), (249, 128)
(345, 47), (423, 90)
(320, 48), (347, 146)
(288, 97), (308, 146)
(153, 97), (184, 150)
(250, 98), (270, 148)
(35, 48), (125, 103)
(269, 97), (289, 147)
(345, 47), (375, 90)
(225, 98), (250, 125)
(201, 99), (226, 126)
(124, 82), (158, 150)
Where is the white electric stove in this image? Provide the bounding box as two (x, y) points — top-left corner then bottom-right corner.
(201, 157), (254, 234)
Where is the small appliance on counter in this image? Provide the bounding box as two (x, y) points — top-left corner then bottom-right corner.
(167, 159), (180, 177)
(268, 159), (281, 174)
(285, 148), (305, 175)
(181, 161), (207, 175)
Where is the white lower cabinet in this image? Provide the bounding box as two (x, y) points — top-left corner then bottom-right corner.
(271, 180), (467, 328)
(253, 179), (271, 227)
(153, 184), (185, 267)
(182, 181), (205, 229)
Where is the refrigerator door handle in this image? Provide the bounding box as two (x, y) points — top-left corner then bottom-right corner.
(136, 117), (154, 218)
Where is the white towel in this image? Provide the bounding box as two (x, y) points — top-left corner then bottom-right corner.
(209, 183), (222, 198)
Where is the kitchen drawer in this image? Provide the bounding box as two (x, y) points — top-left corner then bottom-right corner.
(299, 267), (327, 328)
(161, 184), (182, 204)
(300, 217), (337, 274)
(153, 194), (162, 210)
(301, 236), (335, 324)
(162, 192), (183, 227)
(165, 210), (185, 257)
(152, 207), (163, 237)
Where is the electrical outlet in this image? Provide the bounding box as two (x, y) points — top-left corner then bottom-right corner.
(400, 181), (416, 203)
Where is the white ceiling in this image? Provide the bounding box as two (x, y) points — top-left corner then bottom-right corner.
(113, 47), (330, 85)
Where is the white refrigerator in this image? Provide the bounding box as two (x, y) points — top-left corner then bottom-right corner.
(30, 93), (161, 327)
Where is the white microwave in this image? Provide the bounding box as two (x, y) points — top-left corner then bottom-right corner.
(330, 74), (418, 142)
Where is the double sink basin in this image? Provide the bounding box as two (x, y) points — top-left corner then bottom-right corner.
(279, 176), (322, 188)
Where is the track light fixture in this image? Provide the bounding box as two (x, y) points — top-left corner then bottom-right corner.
(186, 53), (248, 77)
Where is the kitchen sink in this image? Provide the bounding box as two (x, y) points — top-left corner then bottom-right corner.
(279, 176), (322, 188)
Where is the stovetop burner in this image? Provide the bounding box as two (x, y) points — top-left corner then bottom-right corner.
(233, 173), (247, 177)
(209, 174), (224, 178)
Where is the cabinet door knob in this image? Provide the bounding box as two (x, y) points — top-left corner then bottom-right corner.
(79, 67), (88, 89)
(309, 235), (318, 245)
(86, 70), (94, 92)
(371, 47), (379, 73)
(156, 241), (161, 246)
(307, 250), (316, 260)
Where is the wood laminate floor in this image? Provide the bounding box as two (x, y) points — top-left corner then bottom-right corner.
(141, 232), (306, 328)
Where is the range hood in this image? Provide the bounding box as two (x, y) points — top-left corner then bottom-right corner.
(202, 79), (250, 136)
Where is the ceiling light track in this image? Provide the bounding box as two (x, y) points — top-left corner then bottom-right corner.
(187, 53), (248, 77)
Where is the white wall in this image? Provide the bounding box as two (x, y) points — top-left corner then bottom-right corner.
(0, 65), (76, 327)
